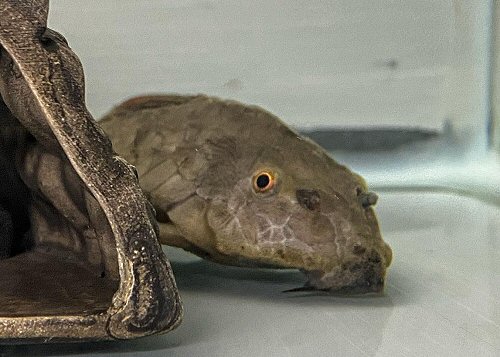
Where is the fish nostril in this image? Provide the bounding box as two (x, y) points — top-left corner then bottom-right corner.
(352, 244), (366, 256)
(296, 189), (320, 211)
(358, 191), (378, 208)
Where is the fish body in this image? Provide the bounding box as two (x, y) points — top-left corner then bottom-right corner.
(100, 95), (392, 293)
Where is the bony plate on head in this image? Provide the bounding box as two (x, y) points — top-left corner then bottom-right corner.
(0, 0), (182, 343)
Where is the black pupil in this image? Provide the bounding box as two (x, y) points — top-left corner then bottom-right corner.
(256, 174), (270, 189)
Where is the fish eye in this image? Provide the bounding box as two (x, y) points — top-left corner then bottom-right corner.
(253, 171), (275, 192)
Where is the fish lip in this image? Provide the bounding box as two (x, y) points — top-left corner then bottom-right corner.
(326, 278), (385, 295)
(284, 282), (385, 295)
(300, 262), (387, 295)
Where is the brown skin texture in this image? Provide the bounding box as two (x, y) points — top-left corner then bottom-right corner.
(100, 95), (392, 293)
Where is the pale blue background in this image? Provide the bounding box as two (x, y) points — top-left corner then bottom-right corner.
(3, 1), (498, 356)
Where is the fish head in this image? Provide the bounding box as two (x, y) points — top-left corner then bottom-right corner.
(105, 96), (393, 294)
(204, 132), (392, 294)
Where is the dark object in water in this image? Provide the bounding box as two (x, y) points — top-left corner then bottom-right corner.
(302, 128), (439, 152)
(0, 0), (181, 343)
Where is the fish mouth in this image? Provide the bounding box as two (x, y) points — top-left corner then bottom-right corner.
(305, 268), (385, 294)
(285, 276), (385, 295)
(288, 249), (389, 295)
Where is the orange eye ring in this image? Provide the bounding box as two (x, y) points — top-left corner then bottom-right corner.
(252, 171), (275, 192)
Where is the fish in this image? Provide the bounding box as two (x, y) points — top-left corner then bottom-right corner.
(100, 95), (393, 293)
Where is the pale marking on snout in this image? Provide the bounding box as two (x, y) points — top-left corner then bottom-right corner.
(227, 185), (248, 213)
(321, 212), (353, 259)
(226, 214), (244, 236)
(224, 186), (248, 239)
(225, 185), (315, 252)
(256, 213), (295, 244)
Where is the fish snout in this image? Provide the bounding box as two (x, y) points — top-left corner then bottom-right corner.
(352, 260), (386, 293)
(304, 250), (388, 294)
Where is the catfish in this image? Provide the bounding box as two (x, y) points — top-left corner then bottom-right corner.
(100, 95), (392, 293)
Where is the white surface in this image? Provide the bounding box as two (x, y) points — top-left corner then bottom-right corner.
(47, 1), (491, 131)
(2, 192), (499, 356)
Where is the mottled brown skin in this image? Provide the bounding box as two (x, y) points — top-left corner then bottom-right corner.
(100, 95), (392, 293)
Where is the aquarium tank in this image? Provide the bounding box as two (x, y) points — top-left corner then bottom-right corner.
(10, 1), (493, 355)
